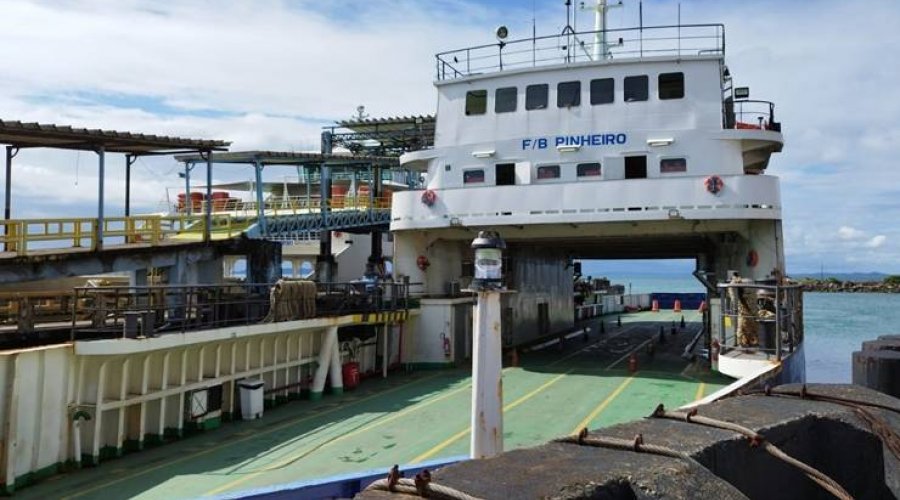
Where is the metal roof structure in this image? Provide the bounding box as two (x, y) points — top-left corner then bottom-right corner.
(328, 115), (435, 156)
(175, 150), (399, 167)
(0, 119), (230, 154)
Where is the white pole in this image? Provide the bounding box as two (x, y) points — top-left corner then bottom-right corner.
(311, 326), (337, 400)
(470, 291), (503, 459)
(594, 0), (606, 60)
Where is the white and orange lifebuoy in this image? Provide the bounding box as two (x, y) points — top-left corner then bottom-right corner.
(421, 189), (437, 206)
(704, 175), (724, 195)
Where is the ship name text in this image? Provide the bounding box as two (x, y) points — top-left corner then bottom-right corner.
(521, 133), (627, 150)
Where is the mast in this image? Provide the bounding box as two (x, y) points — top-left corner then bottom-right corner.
(591, 0), (622, 60)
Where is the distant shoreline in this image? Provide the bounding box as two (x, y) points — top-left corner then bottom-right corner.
(799, 278), (900, 293)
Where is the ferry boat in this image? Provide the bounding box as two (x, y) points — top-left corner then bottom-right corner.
(0, 3), (806, 498)
(391, 2), (804, 391)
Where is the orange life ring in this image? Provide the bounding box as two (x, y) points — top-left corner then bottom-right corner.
(747, 249), (759, 268)
(704, 175), (724, 195)
(421, 189), (437, 206)
(416, 255), (430, 271)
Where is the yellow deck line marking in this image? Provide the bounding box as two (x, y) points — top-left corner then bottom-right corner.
(546, 324), (641, 367)
(62, 373), (443, 500)
(569, 375), (636, 435)
(694, 382), (707, 401)
(205, 381), (475, 496)
(605, 337), (655, 371)
(411, 370), (572, 464)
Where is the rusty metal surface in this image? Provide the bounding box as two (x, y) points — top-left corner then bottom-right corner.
(357, 384), (900, 499)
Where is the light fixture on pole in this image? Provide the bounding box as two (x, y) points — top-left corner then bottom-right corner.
(468, 230), (507, 459)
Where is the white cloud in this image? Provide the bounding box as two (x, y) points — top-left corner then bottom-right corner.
(865, 235), (887, 249)
(838, 226), (866, 241)
(1, 0), (900, 272)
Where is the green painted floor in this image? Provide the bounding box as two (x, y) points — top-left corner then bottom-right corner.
(22, 311), (731, 499)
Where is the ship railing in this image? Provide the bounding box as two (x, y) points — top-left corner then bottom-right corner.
(716, 282), (804, 361)
(436, 24), (724, 81)
(727, 99), (780, 132)
(70, 280), (412, 340)
(0, 215), (243, 256)
(181, 195), (393, 216)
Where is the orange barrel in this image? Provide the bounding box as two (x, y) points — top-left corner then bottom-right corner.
(331, 185), (348, 208)
(190, 192), (204, 211)
(211, 191), (229, 211)
(673, 299), (682, 313)
(177, 193), (187, 212)
(651, 300), (659, 312)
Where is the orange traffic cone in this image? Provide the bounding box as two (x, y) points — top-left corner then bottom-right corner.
(651, 300), (660, 312)
(673, 299), (682, 313)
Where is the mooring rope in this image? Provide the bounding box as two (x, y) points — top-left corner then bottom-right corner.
(261, 279), (317, 322)
(365, 465), (483, 500)
(650, 405), (854, 500)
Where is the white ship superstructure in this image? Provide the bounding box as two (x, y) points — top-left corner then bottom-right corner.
(391, 14), (802, 381)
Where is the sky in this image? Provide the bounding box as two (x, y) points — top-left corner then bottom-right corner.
(1, 0), (899, 274)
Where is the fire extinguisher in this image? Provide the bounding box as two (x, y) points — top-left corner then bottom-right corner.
(710, 338), (720, 371)
(440, 332), (451, 358)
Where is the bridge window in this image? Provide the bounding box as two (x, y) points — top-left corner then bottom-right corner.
(557, 81), (581, 108)
(659, 72), (684, 100)
(660, 158), (687, 173)
(590, 78), (614, 104)
(526, 84), (549, 110)
(463, 169), (485, 184)
(536, 165), (560, 179)
(624, 75), (648, 102)
(465, 90), (487, 115)
(495, 87), (517, 113)
(576, 162), (602, 177)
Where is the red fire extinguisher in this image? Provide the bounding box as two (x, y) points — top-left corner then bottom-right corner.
(710, 338), (720, 371)
(440, 333), (451, 358)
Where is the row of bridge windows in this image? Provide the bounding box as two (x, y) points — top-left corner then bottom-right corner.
(464, 72), (685, 115)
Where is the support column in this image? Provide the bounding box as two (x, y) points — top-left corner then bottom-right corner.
(254, 160), (266, 236)
(96, 147), (106, 251)
(184, 161), (192, 216)
(204, 151), (213, 243)
(4, 146), (14, 252)
(317, 132), (335, 282)
(329, 334), (343, 395)
(125, 155), (135, 217)
(310, 326), (337, 400)
(471, 291), (503, 459)
(382, 323), (389, 378)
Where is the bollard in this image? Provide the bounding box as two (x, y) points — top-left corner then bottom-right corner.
(680, 315), (686, 328)
(617, 316), (622, 328)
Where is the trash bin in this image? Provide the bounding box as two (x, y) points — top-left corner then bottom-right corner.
(238, 379), (265, 420)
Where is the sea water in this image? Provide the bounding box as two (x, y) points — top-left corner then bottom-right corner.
(593, 273), (898, 383)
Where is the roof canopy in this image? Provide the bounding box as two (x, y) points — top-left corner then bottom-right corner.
(0, 119), (230, 154)
(175, 150), (399, 167)
(329, 115), (435, 156)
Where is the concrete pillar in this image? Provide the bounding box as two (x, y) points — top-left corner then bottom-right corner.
(471, 291), (503, 459)
(310, 326), (337, 400)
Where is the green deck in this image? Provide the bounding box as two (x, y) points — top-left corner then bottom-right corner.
(21, 311), (731, 499)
